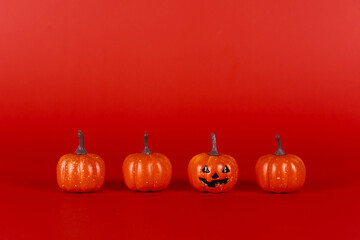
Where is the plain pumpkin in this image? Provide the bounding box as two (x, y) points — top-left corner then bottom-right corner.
(57, 130), (105, 193)
(255, 135), (306, 193)
(122, 133), (172, 192)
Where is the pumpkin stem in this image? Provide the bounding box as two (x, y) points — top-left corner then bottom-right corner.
(208, 132), (219, 156)
(74, 130), (87, 155)
(274, 135), (285, 156)
(142, 132), (152, 154)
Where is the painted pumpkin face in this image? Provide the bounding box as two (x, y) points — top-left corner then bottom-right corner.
(188, 133), (238, 193)
(255, 135), (306, 193)
(57, 130), (105, 193)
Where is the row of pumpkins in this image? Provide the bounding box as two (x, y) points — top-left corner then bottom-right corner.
(57, 131), (306, 193)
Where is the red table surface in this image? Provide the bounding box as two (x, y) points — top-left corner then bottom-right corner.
(1, 0), (360, 239)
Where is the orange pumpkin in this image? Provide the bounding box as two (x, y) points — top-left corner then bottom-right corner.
(255, 135), (306, 193)
(57, 130), (105, 193)
(123, 133), (172, 192)
(188, 133), (238, 193)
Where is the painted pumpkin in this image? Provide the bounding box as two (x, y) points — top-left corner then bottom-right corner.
(57, 130), (105, 193)
(255, 135), (306, 193)
(188, 133), (238, 193)
(123, 133), (172, 192)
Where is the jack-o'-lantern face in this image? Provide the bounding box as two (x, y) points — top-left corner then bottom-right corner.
(188, 133), (238, 193)
(199, 164), (231, 187)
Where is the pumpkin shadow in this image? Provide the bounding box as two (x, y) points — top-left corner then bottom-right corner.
(300, 178), (355, 193)
(102, 179), (128, 192)
(168, 179), (192, 192)
(8, 178), (131, 193)
(236, 179), (261, 192)
(235, 178), (354, 193)
(4, 177), (59, 193)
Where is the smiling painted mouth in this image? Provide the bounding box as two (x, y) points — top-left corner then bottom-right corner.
(199, 178), (229, 187)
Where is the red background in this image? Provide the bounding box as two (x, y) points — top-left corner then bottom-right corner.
(1, 0), (360, 239)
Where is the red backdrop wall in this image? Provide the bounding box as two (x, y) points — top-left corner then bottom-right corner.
(0, 0), (359, 239)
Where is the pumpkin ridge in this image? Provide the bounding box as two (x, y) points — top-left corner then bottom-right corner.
(190, 154), (204, 191)
(134, 156), (140, 191)
(285, 156), (291, 192)
(150, 153), (155, 191)
(267, 157), (273, 192)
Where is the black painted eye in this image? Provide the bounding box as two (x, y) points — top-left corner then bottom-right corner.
(222, 165), (230, 173)
(202, 165), (210, 173)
